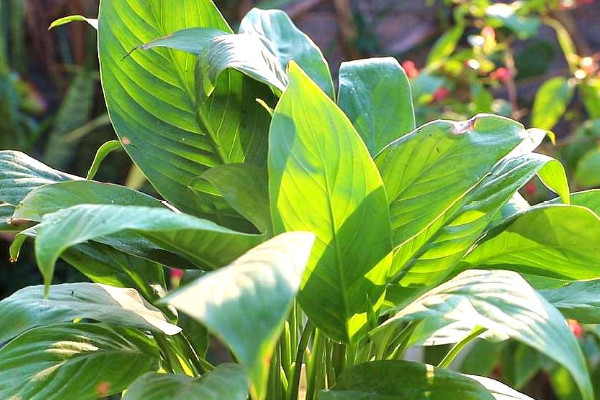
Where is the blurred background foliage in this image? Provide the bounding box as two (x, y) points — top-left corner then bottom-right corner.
(1, 0), (600, 398)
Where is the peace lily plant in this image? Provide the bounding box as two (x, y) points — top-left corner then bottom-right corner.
(1, 1), (600, 399)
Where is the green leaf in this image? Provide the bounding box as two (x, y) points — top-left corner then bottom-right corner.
(14, 180), (162, 221)
(86, 140), (123, 180)
(99, 0), (270, 222)
(239, 8), (334, 98)
(376, 270), (593, 400)
(501, 342), (542, 390)
(269, 63), (393, 343)
(569, 189), (600, 216)
(164, 232), (314, 400)
(467, 375), (535, 400)
(200, 163), (271, 234)
(459, 340), (505, 376)
(0, 150), (79, 205)
(541, 279), (600, 323)
(392, 152), (568, 287)
(49, 14), (98, 30)
(139, 27), (225, 55)
(581, 78), (600, 118)
(44, 71), (96, 169)
(337, 57), (415, 156)
(123, 364), (248, 400)
(0, 323), (159, 400)
(0, 283), (179, 343)
(30, 204), (264, 290)
(427, 25), (464, 66)
(320, 360), (494, 400)
(531, 77), (573, 131)
(461, 205), (600, 280)
(575, 148), (600, 188)
(375, 115), (526, 282)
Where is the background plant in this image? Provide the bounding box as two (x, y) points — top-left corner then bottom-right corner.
(1, 1), (600, 400)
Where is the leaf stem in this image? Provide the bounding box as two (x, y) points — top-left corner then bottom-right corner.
(437, 326), (487, 369)
(287, 321), (315, 400)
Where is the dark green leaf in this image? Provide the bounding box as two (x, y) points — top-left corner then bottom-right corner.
(320, 360), (494, 400)
(541, 280), (600, 323)
(338, 57), (415, 156)
(123, 364), (248, 400)
(0, 323), (159, 400)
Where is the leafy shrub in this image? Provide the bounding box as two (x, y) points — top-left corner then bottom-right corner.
(1, 1), (600, 399)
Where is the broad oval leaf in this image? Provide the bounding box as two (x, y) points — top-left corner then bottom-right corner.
(541, 280), (600, 323)
(461, 205), (600, 280)
(0, 150), (79, 205)
(320, 360), (494, 400)
(375, 270), (593, 400)
(269, 63), (393, 343)
(98, 0), (269, 222)
(239, 8), (334, 98)
(391, 152), (568, 289)
(28, 204), (264, 291)
(123, 364), (248, 400)
(164, 232), (314, 400)
(0, 323), (159, 400)
(375, 115), (526, 282)
(338, 57), (415, 156)
(531, 77), (573, 131)
(0, 283), (180, 343)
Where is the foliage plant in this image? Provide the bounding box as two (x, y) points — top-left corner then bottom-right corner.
(1, 1), (600, 399)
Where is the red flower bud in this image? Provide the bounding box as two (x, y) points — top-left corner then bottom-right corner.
(568, 319), (583, 338)
(524, 181), (537, 197)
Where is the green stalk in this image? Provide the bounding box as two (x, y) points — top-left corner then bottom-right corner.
(282, 321), (293, 377)
(325, 339), (336, 387)
(387, 322), (419, 360)
(438, 326), (487, 369)
(287, 321), (315, 400)
(306, 329), (325, 400)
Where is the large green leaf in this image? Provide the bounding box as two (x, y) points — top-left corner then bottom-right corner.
(541, 280), (600, 323)
(575, 148), (600, 188)
(200, 163), (271, 234)
(0, 150), (78, 205)
(0, 323), (159, 400)
(376, 270), (593, 400)
(569, 189), (600, 215)
(392, 151), (567, 288)
(25, 204), (263, 290)
(461, 205), (600, 280)
(531, 77), (573, 131)
(337, 57), (415, 156)
(374, 116), (526, 282)
(123, 364), (248, 400)
(239, 8), (334, 98)
(164, 232), (314, 400)
(0, 283), (179, 343)
(13, 180), (163, 221)
(467, 375), (534, 400)
(269, 63), (393, 343)
(320, 360), (494, 400)
(98, 0), (272, 222)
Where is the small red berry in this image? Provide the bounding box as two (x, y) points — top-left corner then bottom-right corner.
(524, 181), (537, 197)
(490, 67), (511, 82)
(432, 87), (450, 102)
(402, 60), (419, 79)
(170, 268), (184, 279)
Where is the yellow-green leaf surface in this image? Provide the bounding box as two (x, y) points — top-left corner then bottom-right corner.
(461, 205), (600, 280)
(164, 232), (314, 400)
(338, 57), (415, 156)
(531, 77), (573, 131)
(375, 116), (526, 284)
(0, 323), (159, 400)
(269, 63), (393, 343)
